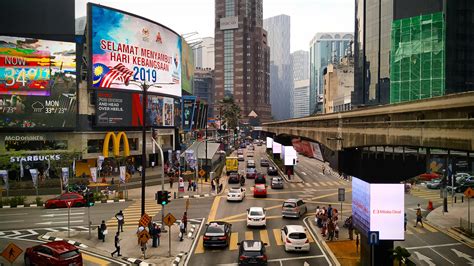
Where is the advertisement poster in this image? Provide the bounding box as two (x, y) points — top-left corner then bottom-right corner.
(119, 166), (126, 184)
(182, 96), (196, 132)
(174, 98), (182, 129)
(163, 97), (174, 126)
(147, 95), (163, 126)
(181, 38), (194, 95)
(309, 141), (324, 161)
(272, 142), (282, 154)
(89, 4), (182, 97)
(0, 170), (8, 191)
(352, 177), (370, 236)
(0, 36), (76, 129)
(61, 167), (69, 190)
(266, 137), (273, 149)
(96, 90), (133, 126)
(90, 167), (97, 182)
(29, 168), (38, 187)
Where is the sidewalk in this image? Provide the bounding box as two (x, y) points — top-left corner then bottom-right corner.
(426, 200), (474, 246)
(44, 220), (197, 266)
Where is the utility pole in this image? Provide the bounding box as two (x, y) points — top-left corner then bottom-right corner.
(205, 125), (208, 182)
(141, 83), (148, 217)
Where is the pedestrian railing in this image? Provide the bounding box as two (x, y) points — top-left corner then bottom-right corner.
(459, 218), (474, 236)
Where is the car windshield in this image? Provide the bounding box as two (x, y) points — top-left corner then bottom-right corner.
(247, 169), (256, 173)
(250, 210), (263, 216)
(283, 202), (296, 208)
(206, 224), (225, 234)
(59, 250), (79, 259)
(255, 185), (265, 189)
(289, 232), (307, 239)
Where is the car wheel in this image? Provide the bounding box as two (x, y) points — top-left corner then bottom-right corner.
(49, 204), (56, 209)
(24, 255), (31, 266)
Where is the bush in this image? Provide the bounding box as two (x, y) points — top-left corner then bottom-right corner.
(93, 192), (105, 202)
(1, 197), (10, 207)
(35, 197), (43, 206)
(9, 196), (26, 207)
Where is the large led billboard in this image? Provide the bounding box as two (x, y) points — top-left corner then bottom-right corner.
(88, 4), (182, 97)
(272, 142), (282, 154)
(181, 38), (194, 95)
(352, 177), (404, 240)
(266, 137), (273, 149)
(0, 36), (76, 129)
(282, 146), (298, 166)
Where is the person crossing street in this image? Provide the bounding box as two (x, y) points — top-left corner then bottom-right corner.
(115, 210), (124, 233)
(111, 232), (121, 257)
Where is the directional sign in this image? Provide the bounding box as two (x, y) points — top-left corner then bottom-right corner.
(137, 229), (150, 244)
(464, 187), (474, 198)
(139, 213), (152, 227)
(163, 213), (177, 226)
(199, 169), (206, 177)
(368, 231), (379, 246)
(66, 201), (73, 208)
(1, 243), (23, 264)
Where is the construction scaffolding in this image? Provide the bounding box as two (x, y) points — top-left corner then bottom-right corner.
(390, 12), (445, 104)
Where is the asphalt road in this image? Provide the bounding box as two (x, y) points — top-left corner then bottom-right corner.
(187, 145), (350, 266)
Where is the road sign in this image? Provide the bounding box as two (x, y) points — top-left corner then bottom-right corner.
(199, 169), (206, 177)
(464, 187), (474, 198)
(66, 201), (73, 208)
(338, 188), (345, 202)
(368, 231), (379, 246)
(185, 198), (190, 211)
(1, 242), (23, 264)
(163, 213), (177, 226)
(137, 229), (150, 244)
(139, 213), (152, 227)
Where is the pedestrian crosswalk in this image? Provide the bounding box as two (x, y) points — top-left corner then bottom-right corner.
(405, 222), (439, 235)
(194, 228), (315, 254)
(0, 226), (90, 240)
(105, 199), (162, 230)
(287, 180), (348, 190)
(410, 188), (453, 204)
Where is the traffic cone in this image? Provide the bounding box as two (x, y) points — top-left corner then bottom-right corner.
(427, 200), (433, 211)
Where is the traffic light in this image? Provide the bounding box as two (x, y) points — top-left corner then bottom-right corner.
(156, 190), (171, 205)
(165, 190), (171, 205)
(156, 191), (163, 205)
(86, 192), (94, 207)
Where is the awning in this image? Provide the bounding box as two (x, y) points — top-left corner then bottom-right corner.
(181, 141), (221, 160)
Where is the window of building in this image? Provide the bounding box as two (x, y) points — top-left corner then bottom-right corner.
(5, 140), (68, 151)
(225, 0), (235, 16)
(224, 30), (234, 97)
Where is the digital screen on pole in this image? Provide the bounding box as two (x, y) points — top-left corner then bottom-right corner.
(88, 4), (182, 97)
(266, 137), (273, 149)
(272, 142), (282, 154)
(182, 96), (196, 132)
(0, 36), (76, 129)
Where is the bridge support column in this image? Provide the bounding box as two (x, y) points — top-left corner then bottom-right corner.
(359, 234), (394, 266)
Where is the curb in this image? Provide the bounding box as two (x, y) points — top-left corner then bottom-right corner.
(303, 217), (341, 266)
(179, 193), (211, 199)
(425, 220), (474, 248)
(41, 234), (88, 248)
(123, 257), (154, 265)
(173, 252), (187, 266)
(0, 198), (131, 209)
(187, 224), (197, 239)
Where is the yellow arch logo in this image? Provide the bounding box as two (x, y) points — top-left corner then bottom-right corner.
(103, 132), (130, 157)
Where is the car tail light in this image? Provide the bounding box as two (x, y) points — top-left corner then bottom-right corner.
(203, 236), (210, 240)
(286, 238), (292, 243)
(239, 255), (248, 261)
(258, 255), (268, 261)
(218, 236), (227, 240)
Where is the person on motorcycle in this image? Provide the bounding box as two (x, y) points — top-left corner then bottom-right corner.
(240, 174), (245, 186)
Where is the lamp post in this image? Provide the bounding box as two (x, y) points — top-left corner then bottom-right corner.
(125, 80), (174, 216)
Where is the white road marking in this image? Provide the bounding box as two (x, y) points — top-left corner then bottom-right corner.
(0, 213), (28, 216)
(267, 255), (326, 262)
(0, 220), (24, 224)
(301, 172), (307, 175)
(35, 220), (84, 225)
(41, 212), (84, 217)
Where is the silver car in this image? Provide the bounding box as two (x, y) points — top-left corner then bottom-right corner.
(271, 177), (284, 189)
(282, 199), (307, 218)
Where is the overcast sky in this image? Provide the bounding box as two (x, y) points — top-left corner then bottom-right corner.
(76, 0), (354, 52)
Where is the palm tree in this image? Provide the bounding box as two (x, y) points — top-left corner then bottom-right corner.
(220, 96), (241, 130)
(391, 246), (411, 266)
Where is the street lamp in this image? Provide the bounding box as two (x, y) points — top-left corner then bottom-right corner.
(125, 80), (174, 216)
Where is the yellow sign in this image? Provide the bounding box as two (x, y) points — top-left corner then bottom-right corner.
(1, 243), (22, 264)
(103, 132), (130, 157)
(199, 169), (206, 177)
(464, 187), (474, 198)
(185, 199), (190, 211)
(139, 213), (152, 227)
(163, 213), (177, 226)
(137, 230), (150, 244)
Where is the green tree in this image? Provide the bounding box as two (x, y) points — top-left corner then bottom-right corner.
(220, 96), (241, 129)
(391, 246), (412, 266)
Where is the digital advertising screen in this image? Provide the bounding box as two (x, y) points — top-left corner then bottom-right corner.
(266, 137), (273, 149)
(88, 4), (182, 97)
(352, 177), (405, 240)
(182, 96), (196, 132)
(0, 36), (76, 129)
(181, 38), (194, 95)
(272, 142), (282, 154)
(282, 146), (298, 166)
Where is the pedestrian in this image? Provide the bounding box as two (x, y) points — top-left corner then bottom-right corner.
(347, 216), (354, 240)
(192, 181), (197, 191)
(414, 204), (424, 228)
(187, 179), (192, 191)
(327, 204), (333, 219)
(182, 212), (188, 232)
(151, 223), (159, 247)
(327, 219), (335, 241)
(315, 206), (320, 225)
(335, 220), (340, 240)
(179, 221), (185, 241)
(111, 232), (121, 257)
(322, 165), (326, 174)
(321, 212), (328, 237)
(404, 212), (407, 231)
(169, 176), (174, 188)
(156, 224), (161, 246)
(100, 220), (107, 242)
(211, 180), (216, 192)
(115, 210), (124, 233)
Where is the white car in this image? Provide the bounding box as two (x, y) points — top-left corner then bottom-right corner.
(246, 207), (266, 227)
(238, 154), (245, 161)
(281, 225), (310, 252)
(227, 187), (246, 202)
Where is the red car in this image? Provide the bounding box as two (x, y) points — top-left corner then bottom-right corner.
(253, 184), (267, 197)
(25, 241), (83, 266)
(418, 173), (441, 181)
(246, 168), (257, 179)
(45, 192), (86, 209)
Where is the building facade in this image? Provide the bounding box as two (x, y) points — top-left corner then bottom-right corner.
(263, 14), (292, 121)
(309, 32), (353, 114)
(323, 56), (354, 113)
(194, 68), (215, 118)
(291, 50), (309, 81)
(214, 0), (272, 122)
(352, 0), (474, 107)
(293, 79), (310, 118)
(193, 37), (215, 70)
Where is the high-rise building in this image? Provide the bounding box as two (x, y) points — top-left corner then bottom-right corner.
(193, 37), (215, 70)
(264, 14), (292, 121)
(323, 56), (354, 114)
(194, 68), (215, 118)
(214, 0), (272, 122)
(293, 79), (310, 118)
(309, 32), (353, 114)
(352, 0), (474, 107)
(291, 50), (309, 81)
